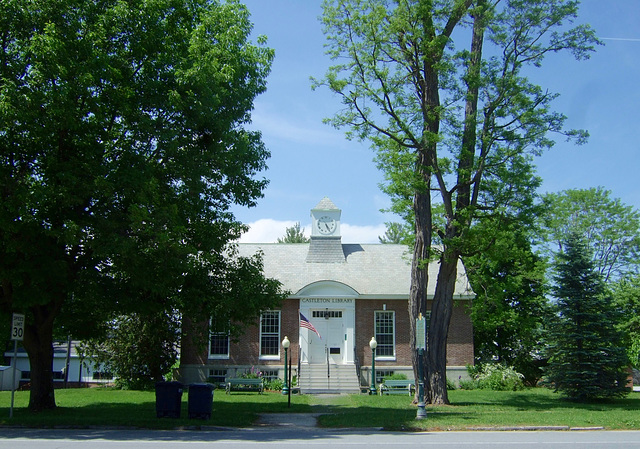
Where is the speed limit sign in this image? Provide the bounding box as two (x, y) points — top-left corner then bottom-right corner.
(11, 313), (25, 341)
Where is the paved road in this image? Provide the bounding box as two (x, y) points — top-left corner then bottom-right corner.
(2, 428), (640, 449)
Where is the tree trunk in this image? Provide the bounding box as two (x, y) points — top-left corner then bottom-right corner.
(425, 251), (459, 404)
(22, 306), (58, 412)
(409, 153), (432, 402)
(421, 2), (486, 405)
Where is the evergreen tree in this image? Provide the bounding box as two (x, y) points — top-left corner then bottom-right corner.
(378, 222), (411, 245)
(277, 222), (310, 243)
(545, 234), (630, 400)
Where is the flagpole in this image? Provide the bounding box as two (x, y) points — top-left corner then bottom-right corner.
(297, 308), (301, 372)
(297, 308), (301, 391)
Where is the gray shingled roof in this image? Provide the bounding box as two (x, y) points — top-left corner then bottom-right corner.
(312, 197), (339, 211)
(237, 243), (474, 299)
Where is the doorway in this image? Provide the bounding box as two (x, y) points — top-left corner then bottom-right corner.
(307, 310), (345, 365)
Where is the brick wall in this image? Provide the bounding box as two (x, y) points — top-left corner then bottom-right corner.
(194, 298), (301, 369)
(355, 299), (474, 368)
(356, 299), (410, 367)
(181, 296), (473, 378)
(447, 300), (475, 366)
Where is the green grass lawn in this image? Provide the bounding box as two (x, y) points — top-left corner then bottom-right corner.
(317, 389), (640, 431)
(0, 387), (638, 431)
(0, 388), (314, 429)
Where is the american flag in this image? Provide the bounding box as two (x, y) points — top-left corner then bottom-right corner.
(300, 313), (321, 339)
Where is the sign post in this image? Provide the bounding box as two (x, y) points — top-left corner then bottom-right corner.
(10, 313), (25, 418)
(415, 313), (427, 420)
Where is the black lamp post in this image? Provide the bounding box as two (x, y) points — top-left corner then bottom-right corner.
(369, 337), (377, 395)
(282, 336), (290, 395)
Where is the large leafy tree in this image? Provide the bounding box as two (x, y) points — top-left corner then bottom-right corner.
(0, 0), (283, 411)
(612, 276), (640, 369)
(542, 187), (640, 282)
(79, 311), (182, 390)
(315, 0), (598, 403)
(545, 234), (629, 401)
(465, 223), (549, 384)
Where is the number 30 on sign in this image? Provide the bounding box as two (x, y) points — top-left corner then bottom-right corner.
(11, 313), (25, 341)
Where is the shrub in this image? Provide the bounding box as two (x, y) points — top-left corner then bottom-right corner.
(264, 378), (283, 391)
(383, 373), (408, 381)
(470, 363), (525, 391)
(446, 377), (457, 390)
(458, 379), (478, 390)
(79, 311), (180, 391)
(241, 366), (262, 379)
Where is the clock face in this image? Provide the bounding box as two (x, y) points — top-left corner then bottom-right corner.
(317, 215), (337, 234)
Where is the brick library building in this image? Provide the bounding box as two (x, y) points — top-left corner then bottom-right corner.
(178, 198), (474, 393)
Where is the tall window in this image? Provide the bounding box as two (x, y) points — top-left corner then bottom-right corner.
(209, 319), (229, 359)
(375, 311), (395, 359)
(260, 310), (280, 359)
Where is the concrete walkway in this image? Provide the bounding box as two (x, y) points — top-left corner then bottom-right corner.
(255, 413), (321, 428)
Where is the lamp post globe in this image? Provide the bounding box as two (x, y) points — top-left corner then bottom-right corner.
(282, 336), (290, 395)
(369, 337), (377, 395)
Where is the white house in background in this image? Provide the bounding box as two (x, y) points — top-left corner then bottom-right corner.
(3, 341), (112, 388)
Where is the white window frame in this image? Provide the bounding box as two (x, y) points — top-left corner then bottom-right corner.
(259, 310), (281, 360)
(374, 310), (396, 361)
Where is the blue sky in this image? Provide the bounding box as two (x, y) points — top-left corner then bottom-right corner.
(233, 0), (640, 243)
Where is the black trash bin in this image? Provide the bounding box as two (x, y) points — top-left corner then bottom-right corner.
(155, 381), (183, 418)
(188, 383), (214, 420)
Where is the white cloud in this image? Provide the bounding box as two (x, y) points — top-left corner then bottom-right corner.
(238, 219), (304, 243)
(341, 223), (387, 244)
(238, 220), (386, 244)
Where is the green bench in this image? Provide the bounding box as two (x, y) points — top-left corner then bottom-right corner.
(225, 378), (264, 394)
(379, 379), (415, 395)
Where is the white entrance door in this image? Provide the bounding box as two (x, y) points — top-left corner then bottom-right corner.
(307, 310), (345, 365)
(326, 316), (344, 364)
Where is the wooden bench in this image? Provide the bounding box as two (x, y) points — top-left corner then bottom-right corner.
(225, 378), (264, 394)
(379, 379), (415, 395)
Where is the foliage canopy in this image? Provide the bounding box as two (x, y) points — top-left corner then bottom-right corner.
(0, 0), (283, 410)
(316, 0), (599, 404)
(542, 187), (640, 282)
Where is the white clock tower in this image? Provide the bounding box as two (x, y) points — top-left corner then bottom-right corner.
(310, 197), (341, 237)
(307, 197), (345, 263)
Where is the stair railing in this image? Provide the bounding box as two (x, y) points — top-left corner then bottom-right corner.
(326, 344), (330, 376)
(297, 345), (301, 388)
(354, 345), (361, 387)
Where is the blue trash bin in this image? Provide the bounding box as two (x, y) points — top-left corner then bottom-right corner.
(188, 383), (214, 419)
(155, 381), (183, 418)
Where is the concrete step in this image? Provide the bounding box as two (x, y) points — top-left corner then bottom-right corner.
(299, 364), (361, 394)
